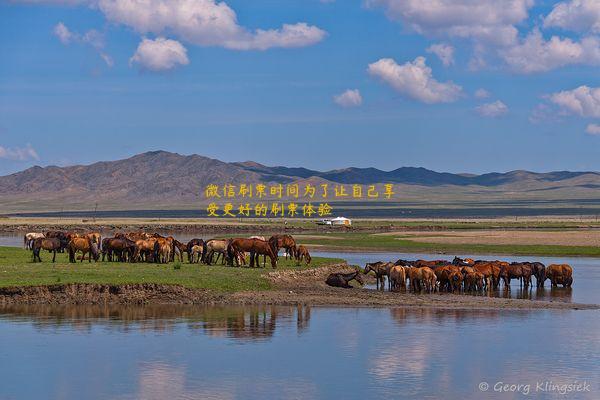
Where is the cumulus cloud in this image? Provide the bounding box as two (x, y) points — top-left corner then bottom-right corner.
(129, 37), (189, 71)
(333, 89), (362, 107)
(474, 88), (490, 99)
(548, 85), (600, 117)
(95, 0), (326, 50)
(366, 0), (533, 46)
(544, 0), (600, 33)
(0, 144), (39, 161)
(500, 29), (600, 73)
(426, 43), (454, 66)
(586, 123), (600, 135)
(53, 21), (113, 66)
(367, 56), (462, 104)
(475, 100), (508, 117)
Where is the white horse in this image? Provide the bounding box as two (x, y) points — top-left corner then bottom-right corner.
(24, 232), (45, 249)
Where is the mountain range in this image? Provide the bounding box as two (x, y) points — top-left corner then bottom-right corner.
(1, 150), (600, 212)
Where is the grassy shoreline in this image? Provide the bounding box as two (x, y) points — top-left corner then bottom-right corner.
(301, 233), (600, 257)
(0, 247), (344, 291)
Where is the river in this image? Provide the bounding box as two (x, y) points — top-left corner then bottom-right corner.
(0, 235), (598, 399)
(0, 304), (597, 399)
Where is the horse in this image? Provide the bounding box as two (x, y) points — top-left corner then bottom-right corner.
(295, 245), (311, 265)
(153, 237), (172, 264)
(546, 264), (573, 287)
(134, 238), (158, 262)
(525, 262), (546, 287)
(227, 238), (277, 268)
(268, 234), (297, 260)
(186, 239), (204, 263)
(32, 237), (67, 263)
(190, 245), (204, 263)
(44, 231), (68, 252)
(24, 232), (45, 249)
(203, 239), (231, 265)
(102, 237), (136, 262)
(363, 262), (392, 290)
(68, 237), (99, 263)
(388, 265), (407, 291)
(326, 270), (364, 288)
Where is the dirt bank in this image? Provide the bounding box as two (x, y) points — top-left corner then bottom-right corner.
(0, 266), (596, 310)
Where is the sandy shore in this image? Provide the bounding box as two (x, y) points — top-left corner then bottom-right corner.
(0, 266), (596, 310)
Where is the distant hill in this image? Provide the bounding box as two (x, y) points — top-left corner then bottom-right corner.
(1, 150), (600, 212)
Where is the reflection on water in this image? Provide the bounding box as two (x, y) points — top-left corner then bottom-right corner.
(0, 304), (598, 400)
(0, 304), (312, 341)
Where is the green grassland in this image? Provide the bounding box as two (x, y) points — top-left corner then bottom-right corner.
(298, 232), (600, 257)
(0, 247), (343, 291)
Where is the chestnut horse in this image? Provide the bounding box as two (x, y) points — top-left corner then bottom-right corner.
(268, 235), (297, 260)
(228, 238), (277, 268)
(295, 245), (311, 265)
(68, 237), (99, 263)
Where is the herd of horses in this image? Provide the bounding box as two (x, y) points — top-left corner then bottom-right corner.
(24, 231), (311, 268)
(327, 256), (574, 292)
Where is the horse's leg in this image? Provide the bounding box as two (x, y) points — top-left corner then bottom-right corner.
(52, 250), (56, 263)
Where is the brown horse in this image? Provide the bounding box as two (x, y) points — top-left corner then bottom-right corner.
(363, 262), (392, 290)
(68, 237), (99, 263)
(134, 238), (158, 262)
(228, 238), (277, 268)
(32, 237), (67, 262)
(388, 265), (407, 291)
(268, 234), (297, 260)
(295, 245), (311, 265)
(546, 264), (573, 287)
(102, 237), (136, 262)
(154, 237), (172, 264)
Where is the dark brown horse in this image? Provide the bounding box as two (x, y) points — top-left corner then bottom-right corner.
(228, 238), (277, 268)
(326, 270), (364, 288)
(102, 237), (136, 262)
(32, 237), (67, 262)
(268, 235), (297, 260)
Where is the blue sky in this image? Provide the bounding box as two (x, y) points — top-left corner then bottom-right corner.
(1, 0), (600, 175)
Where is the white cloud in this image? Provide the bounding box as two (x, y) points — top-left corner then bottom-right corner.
(548, 85), (600, 117)
(544, 0), (600, 33)
(474, 88), (490, 99)
(426, 43), (454, 66)
(366, 0), (533, 46)
(53, 21), (113, 66)
(475, 100), (508, 117)
(129, 37), (189, 71)
(333, 89), (362, 107)
(500, 29), (600, 73)
(586, 123), (600, 135)
(53, 22), (74, 44)
(367, 56), (462, 104)
(96, 0), (326, 51)
(0, 144), (39, 161)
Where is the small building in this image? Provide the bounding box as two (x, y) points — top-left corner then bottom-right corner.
(331, 216), (352, 226)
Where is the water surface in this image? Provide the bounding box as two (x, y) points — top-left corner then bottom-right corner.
(0, 305), (598, 400)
